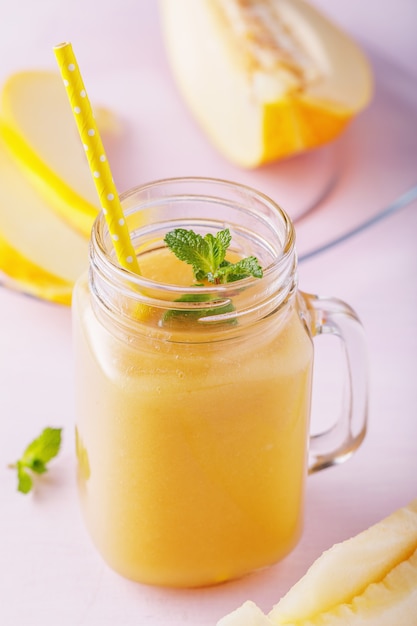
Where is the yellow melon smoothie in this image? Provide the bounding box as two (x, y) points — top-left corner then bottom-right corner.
(72, 178), (368, 588)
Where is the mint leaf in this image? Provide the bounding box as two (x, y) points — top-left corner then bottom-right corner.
(164, 229), (215, 279)
(163, 228), (263, 324)
(10, 427), (62, 494)
(216, 256), (263, 283)
(16, 462), (33, 494)
(161, 292), (235, 325)
(22, 427), (62, 467)
(203, 230), (231, 278)
(164, 228), (263, 284)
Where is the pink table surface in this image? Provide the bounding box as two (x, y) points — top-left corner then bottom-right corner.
(0, 2), (416, 625)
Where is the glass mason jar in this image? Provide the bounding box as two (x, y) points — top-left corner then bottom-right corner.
(72, 177), (367, 588)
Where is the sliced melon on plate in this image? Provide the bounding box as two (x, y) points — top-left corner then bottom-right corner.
(159, 0), (373, 167)
(0, 132), (88, 305)
(0, 70), (115, 238)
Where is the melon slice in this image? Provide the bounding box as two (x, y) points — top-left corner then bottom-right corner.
(292, 550), (417, 625)
(0, 132), (88, 304)
(0, 234), (74, 306)
(216, 499), (417, 625)
(159, 0), (373, 167)
(217, 601), (274, 626)
(269, 499), (417, 623)
(0, 71), (114, 237)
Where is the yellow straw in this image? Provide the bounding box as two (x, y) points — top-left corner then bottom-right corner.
(53, 42), (140, 274)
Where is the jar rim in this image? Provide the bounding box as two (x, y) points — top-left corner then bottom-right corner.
(92, 176), (296, 296)
(89, 176), (298, 340)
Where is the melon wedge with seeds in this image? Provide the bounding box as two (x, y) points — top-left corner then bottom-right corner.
(216, 499), (417, 625)
(0, 71), (114, 238)
(159, 0), (373, 167)
(0, 132), (88, 304)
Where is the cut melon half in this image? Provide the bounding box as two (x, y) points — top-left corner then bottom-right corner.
(0, 132), (88, 305)
(0, 71), (115, 238)
(159, 0), (373, 167)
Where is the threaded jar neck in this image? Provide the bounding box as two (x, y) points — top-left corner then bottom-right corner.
(89, 177), (298, 342)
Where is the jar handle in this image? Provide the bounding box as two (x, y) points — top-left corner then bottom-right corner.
(302, 293), (368, 474)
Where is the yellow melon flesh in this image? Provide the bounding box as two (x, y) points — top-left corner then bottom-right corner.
(159, 0), (373, 167)
(217, 601), (274, 626)
(293, 549), (417, 625)
(0, 132), (88, 304)
(216, 499), (417, 625)
(0, 71), (108, 237)
(269, 499), (417, 623)
(0, 234), (74, 305)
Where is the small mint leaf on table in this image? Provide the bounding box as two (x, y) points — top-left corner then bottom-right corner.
(16, 462), (33, 494)
(10, 427), (62, 494)
(22, 427), (62, 467)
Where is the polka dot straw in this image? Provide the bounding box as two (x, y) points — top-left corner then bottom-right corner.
(53, 42), (140, 274)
